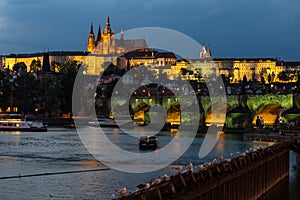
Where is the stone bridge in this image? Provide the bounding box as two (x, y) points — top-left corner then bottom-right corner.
(111, 93), (298, 130)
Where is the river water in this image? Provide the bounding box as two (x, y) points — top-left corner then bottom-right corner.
(0, 127), (299, 199)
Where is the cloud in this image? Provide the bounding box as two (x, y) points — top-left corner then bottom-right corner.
(0, 17), (7, 28)
(3, 0), (47, 6)
(0, 0), (299, 60)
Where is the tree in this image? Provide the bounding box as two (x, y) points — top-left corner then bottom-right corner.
(29, 59), (41, 72)
(271, 72), (276, 83)
(180, 68), (193, 76)
(267, 73), (272, 84)
(36, 75), (61, 118)
(242, 75), (247, 85)
(102, 62), (117, 76)
(0, 70), (11, 110)
(180, 68), (188, 75)
(261, 76), (265, 85)
(194, 68), (203, 82)
(57, 59), (80, 74)
(260, 68), (267, 84)
(278, 71), (294, 82)
(13, 62), (27, 74)
(51, 61), (63, 73)
(13, 73), (37, 115)
(297, 72), (300, 84)
(60, 60), (81, 118)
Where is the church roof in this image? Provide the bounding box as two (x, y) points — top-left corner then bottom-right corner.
(6, 51), (89, 58)
(123, 50), (156, 58)
(156, 52), (176, 58)
(122, 50), (176, 59)
(115, 39), (148, 52)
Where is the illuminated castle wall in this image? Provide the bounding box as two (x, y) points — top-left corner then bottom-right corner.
(2, 16), (299, 79)
(4, 52), (88, 72)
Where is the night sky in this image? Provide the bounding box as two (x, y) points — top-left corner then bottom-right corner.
(0, 0), (299, 60)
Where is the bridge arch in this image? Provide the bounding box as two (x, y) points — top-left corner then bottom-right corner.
(252, 103), (284, 126)
(205, 104), (231, 126)
(133, 103), (151, 125)
(166, 104), (180, 126)
(225, 105), (252, 130)
(130, 98), (155, 112)
(133, 103), (182, 127)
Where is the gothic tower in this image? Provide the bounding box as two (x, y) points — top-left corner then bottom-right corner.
(200, 43), (211, 58)
(87, 23), (95, 52)
(96, 25), (102, 46)
(101, 16), (115, 54)
(200, 43), (207, 59)
(207, 44), (211, 58)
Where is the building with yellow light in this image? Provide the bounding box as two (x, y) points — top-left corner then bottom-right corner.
(2, 16), (300, 80)
(4, 52), (88, 72)
(167, 57), (300, 84)
(87, 16), (147, 55)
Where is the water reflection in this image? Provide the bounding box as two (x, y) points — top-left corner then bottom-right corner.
(0, 132), (21, 146)
(0, 131), (22, 135)
(0, 127), (298, 199)
(213, 133), (226, 155)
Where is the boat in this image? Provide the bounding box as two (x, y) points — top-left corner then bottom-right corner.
(0, 113), (47, 132)
(139, 136), (158, 149)
(88, 117), (131, 128)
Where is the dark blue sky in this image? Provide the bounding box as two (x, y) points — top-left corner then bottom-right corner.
(0, 0), (299, 60)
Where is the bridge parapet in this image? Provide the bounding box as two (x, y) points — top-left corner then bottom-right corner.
(116, 142), (290, 199)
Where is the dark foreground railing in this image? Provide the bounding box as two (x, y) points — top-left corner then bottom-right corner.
(116, 141), (297, 200)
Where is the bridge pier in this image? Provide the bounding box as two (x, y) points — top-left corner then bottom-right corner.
(296, 154), (300, 170)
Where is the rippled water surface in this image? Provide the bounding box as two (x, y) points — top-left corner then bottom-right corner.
(0, 127), (298, 199)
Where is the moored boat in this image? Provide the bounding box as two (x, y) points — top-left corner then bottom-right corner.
(139, 136), (158, 149)
(0, 113), (47, 132)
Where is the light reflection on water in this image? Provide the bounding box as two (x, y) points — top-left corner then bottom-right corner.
(0, 127), (298, 199)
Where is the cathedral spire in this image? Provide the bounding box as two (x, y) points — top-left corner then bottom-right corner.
(105, 16), (111, 33)
(87, 23), (95, 52)
(96, 24), (102, 42)
(207, 44), (211, 57)
(90, 23), (94, 34)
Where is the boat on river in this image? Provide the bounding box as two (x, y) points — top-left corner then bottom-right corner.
(139, 136), (158, 149)
(88, 117), (131, 128)
(0, 113), (47, 132)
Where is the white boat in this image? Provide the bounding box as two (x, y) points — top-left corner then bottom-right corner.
(0, 113), (47, 132)
(88, 118), (130, 128)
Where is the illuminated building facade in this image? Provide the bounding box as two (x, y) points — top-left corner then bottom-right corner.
(4, 52), (88, 72)
(118, 50), (177, 69)
(2, 16), (300, 80)
(168, 58), (300, 84)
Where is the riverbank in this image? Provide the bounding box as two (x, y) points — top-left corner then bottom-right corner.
(43, 118), (74, 127)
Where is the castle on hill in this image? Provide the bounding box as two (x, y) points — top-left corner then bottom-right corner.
(1, 16), (299, 82)
(87, 16), (147, 54)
